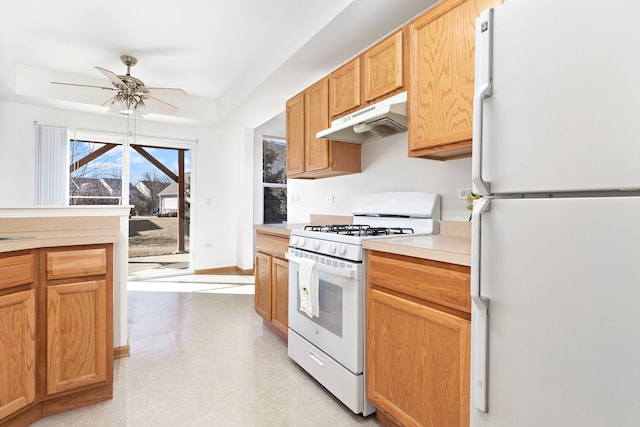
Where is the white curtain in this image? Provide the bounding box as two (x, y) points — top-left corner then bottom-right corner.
(35, 125), (69, 205)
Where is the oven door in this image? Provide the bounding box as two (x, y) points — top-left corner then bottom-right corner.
(286, 249), (364, 374)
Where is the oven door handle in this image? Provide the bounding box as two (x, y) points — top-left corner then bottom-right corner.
(285, 253), (356, 279)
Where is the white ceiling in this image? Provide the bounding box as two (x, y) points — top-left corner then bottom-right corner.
(0, 0), (438, 128)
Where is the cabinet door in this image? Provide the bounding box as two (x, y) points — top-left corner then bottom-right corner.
(254, 252), (272, 320)
(329, 58), (361, 118)
(363, 31), (404, 103)
(46, 280), (107, 395)
(367, 288), (470, 427)
(270, 257), (289, 337)
(304, 78), (331, 173)
(286, 92), (305, 176)
(409, 0), (503, 158)
(0, 289), (36, 420)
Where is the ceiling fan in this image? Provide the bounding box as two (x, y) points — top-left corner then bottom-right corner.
(51, 54), (187, 114)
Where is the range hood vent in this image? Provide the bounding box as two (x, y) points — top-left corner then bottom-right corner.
(316, 91), (407, 143)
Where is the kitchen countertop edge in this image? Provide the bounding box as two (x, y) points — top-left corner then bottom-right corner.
(363, 234), (471, 267)
(254, 223), (307, 237)
(0, 233), (119, 253)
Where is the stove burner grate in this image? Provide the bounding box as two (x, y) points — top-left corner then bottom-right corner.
(304, 224), (414, 237)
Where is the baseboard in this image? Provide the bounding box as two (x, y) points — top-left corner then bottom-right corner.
(195, 266), (254, 275)
(114, 344), (130, 359)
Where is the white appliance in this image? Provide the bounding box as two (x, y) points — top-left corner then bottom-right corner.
(315, 91), (407, 143)
(471, 1), (640, 426)
(286, 191), (440, 417)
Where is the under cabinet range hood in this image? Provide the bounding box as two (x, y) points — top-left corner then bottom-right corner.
(316, 91), (407, 143)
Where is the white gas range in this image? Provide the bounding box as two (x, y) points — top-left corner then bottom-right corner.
(286, 192), (440, 416)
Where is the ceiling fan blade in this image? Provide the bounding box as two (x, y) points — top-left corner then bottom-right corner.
(145, 95), (179, 113)
(144, 87), (187, 96)
(95, 66), (127, 88)
(51, 81), (115, 91)
(101, 95), (117, 107)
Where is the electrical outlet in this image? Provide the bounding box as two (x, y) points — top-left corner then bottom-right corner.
(457, 188), (473, 200)
(327, 195), (335, 204)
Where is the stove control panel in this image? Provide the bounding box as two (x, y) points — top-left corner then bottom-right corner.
(288, 234), (363, 262)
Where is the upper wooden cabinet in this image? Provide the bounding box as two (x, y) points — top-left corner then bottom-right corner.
(408, 0), (503, 160)
(329, 58), (361, 118)
(328, 30), (406, 120)
(286, 78), (361, 179)
(363, 30), (405, 104)
(285, 93), (305, 176)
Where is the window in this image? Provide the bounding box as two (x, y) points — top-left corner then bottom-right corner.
(69, 139), (123, 205)
(263, 137), (287, 223)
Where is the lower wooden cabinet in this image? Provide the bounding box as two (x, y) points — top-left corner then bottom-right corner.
(0, 289), (36, 420)
(270, 257), (289, 336)
(46, 280), (108, 395)
(0, 245), (113, 427)
(366, 250), (471, 427)
(255, 252), (272, 320)
(254, 231), (289, 339)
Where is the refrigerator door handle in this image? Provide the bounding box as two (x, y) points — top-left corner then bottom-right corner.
(471, 196), (491, 413)
(472, 8), (494, 197)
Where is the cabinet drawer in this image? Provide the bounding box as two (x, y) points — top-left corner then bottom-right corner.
(0, 253), (35, 290)
(47, 248), (107, 281)
(366, 250), (471, 313)
(255, 232), (289, 257)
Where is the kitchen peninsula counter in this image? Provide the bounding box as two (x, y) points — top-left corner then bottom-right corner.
(0, 206), (126, 253)
(362, 220), (471, 266)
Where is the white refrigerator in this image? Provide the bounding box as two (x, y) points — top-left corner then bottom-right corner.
(471, 1), (640, 426)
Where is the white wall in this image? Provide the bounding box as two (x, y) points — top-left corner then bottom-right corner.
(287, 132), (473, 222)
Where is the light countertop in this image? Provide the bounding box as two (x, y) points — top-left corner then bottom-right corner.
(253, 223), (307, 237)
(363, 220), (471, 266)
(362, 234), (471, 266)
(0, 209), (125, 253)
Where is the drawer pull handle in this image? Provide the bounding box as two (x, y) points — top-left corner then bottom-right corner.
(308, 350), (324, 367)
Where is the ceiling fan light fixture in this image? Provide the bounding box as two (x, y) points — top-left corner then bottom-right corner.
(109, 94), (126, 114)
(135, 98), (148, 116)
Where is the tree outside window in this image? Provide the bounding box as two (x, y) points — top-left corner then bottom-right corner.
(263, 137), (287, 223)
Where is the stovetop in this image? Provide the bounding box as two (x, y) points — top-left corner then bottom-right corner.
(290, 222), (436, 262)
(304, 224), (416, 237)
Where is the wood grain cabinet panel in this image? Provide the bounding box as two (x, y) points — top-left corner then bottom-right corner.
(270, 257), (289, 337)
(366, 250), (471, 427)
(255, 252), (272, 320)
(46, 248), (107, 280)
(254, 231), (289, 340)
(46, 280), (107, 395)
(363, 30), (405, 103)
(0, 253), (35, 290)
(304, 79), (332, 173)
(367, 251), (471, 313)
(1, 244), (113, 426)
(329, 58), (361, 118)
(0, 289), (36, 420)
(367, 288), (470, 427)
(408, 0), (503, 160)
(286, 92), (305, 176)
